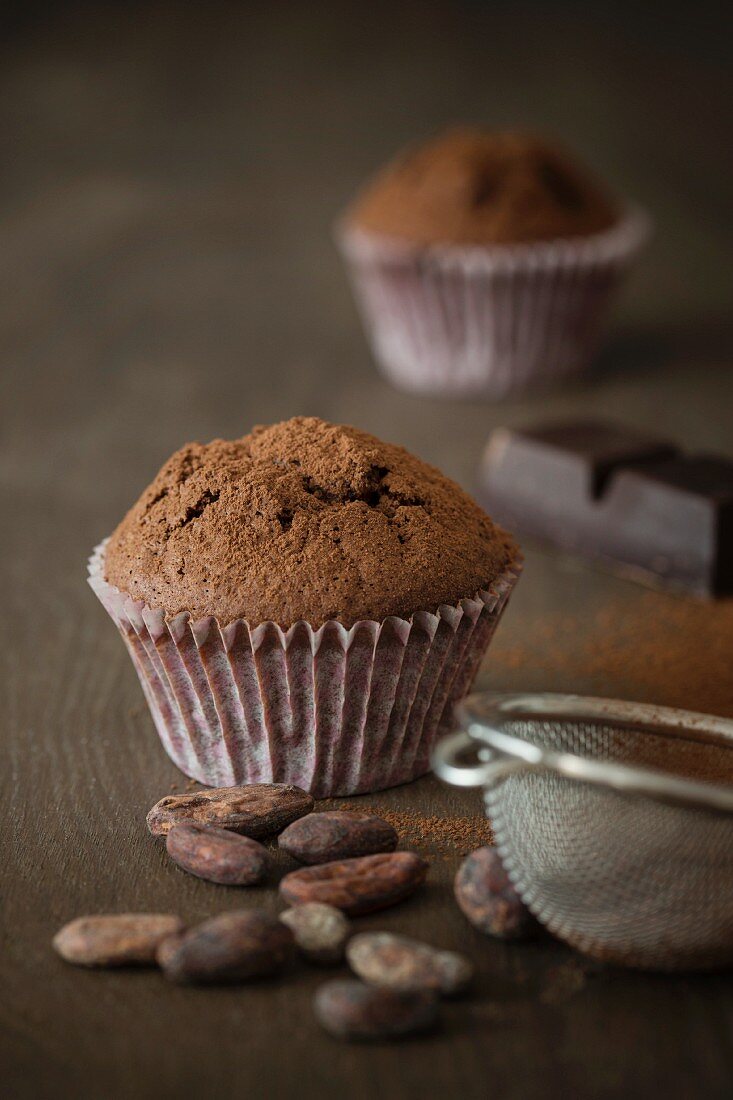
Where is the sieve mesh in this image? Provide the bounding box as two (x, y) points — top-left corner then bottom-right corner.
(487, 718), (733, 969)
(434, 696), (733, 971)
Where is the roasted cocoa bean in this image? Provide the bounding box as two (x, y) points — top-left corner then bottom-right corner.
(147, 783), (313, 838)
(314, 979), (439, 1041)
(156, 929), (187, 971)
(280, 903), (350, 965)
(454, 847), (535, 939)
(157, 909), (295, 984)
(347, 932), (473, 996)
(166, 823), (269, 885)
(279, 851), (428, 915)
(278, 811), (397, 865)
(53, 914), (184, 967)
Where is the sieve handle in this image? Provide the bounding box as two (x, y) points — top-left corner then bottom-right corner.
(432, 730), (529, 788)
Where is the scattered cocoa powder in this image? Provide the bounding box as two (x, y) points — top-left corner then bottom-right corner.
(327, 805), (494, 856)
(539, 962), (589, 1005)
(491, 593), (733, 719)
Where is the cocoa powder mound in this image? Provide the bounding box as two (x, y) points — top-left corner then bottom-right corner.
(347, 129), (618, 246)
(104, 417), (517, 629)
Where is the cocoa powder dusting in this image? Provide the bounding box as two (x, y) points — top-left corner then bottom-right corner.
(491, 593), (733, 718)
(347, 128), (618, 246)
(326, 804), (493, 857)
(105, 417), (516, 629)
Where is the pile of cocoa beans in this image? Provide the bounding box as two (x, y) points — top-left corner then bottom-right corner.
(54, 782), (534, 1041)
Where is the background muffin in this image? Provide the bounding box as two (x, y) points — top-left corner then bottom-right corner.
(337, 127), (648, 398)
(93, 417), (521, 796)
(346, 128), (618, 245)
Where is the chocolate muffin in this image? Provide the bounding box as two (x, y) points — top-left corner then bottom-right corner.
(105, 416), (517, 629)
(336, 128), (648, 398)
(346, 128), (619, 246)
(91, 418), (521, 796)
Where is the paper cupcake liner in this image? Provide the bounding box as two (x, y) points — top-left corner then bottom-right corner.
(88, 542), (521, 797)
(336, 208), (650, 398)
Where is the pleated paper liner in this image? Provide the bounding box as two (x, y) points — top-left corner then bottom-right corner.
(89, 540), (521, 797)
(336, 208), (649, 399)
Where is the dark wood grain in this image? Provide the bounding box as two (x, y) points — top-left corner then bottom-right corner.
(2, 2), (732, 1098)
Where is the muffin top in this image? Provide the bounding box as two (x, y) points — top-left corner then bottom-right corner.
(346, 128), (618, 246)
(104, 417), (517, 629)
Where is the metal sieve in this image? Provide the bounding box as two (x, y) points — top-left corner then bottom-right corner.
(433, 693), (733, 971)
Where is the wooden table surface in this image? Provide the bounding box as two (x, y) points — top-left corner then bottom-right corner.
(2, 3), (732, 1097)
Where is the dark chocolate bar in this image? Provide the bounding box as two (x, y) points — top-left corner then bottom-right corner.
(478, 420), (733, 597)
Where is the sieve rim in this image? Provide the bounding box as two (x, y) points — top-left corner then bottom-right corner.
(450, 692), (733, 815)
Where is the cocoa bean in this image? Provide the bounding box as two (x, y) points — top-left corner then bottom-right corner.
(314, 979), (439, 1041)
(280, 903), (350, 965)
(157, 909), (295, 984)
(156, 929), (187, 971)
(454, 847), (536, 939)
(347, 932), (473, 997)
(146, 783), (313, 838)
(278, 811), (398, 865)
(279, 851), (428, 916)
(53, 914), (184, 968)
(166, 823), (269, 885)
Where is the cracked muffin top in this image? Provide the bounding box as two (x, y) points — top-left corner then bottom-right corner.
(104, 417), (518, 629)
(346, 128), (618, 246)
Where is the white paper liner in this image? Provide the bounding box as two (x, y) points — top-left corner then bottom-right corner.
(336, 208), (650, 398)
(88, 541), (521, 796)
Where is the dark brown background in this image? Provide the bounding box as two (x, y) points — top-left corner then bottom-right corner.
(2, 2), (732, 1098)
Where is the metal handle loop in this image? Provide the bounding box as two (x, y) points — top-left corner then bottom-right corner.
(432, 730), (528, 788)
